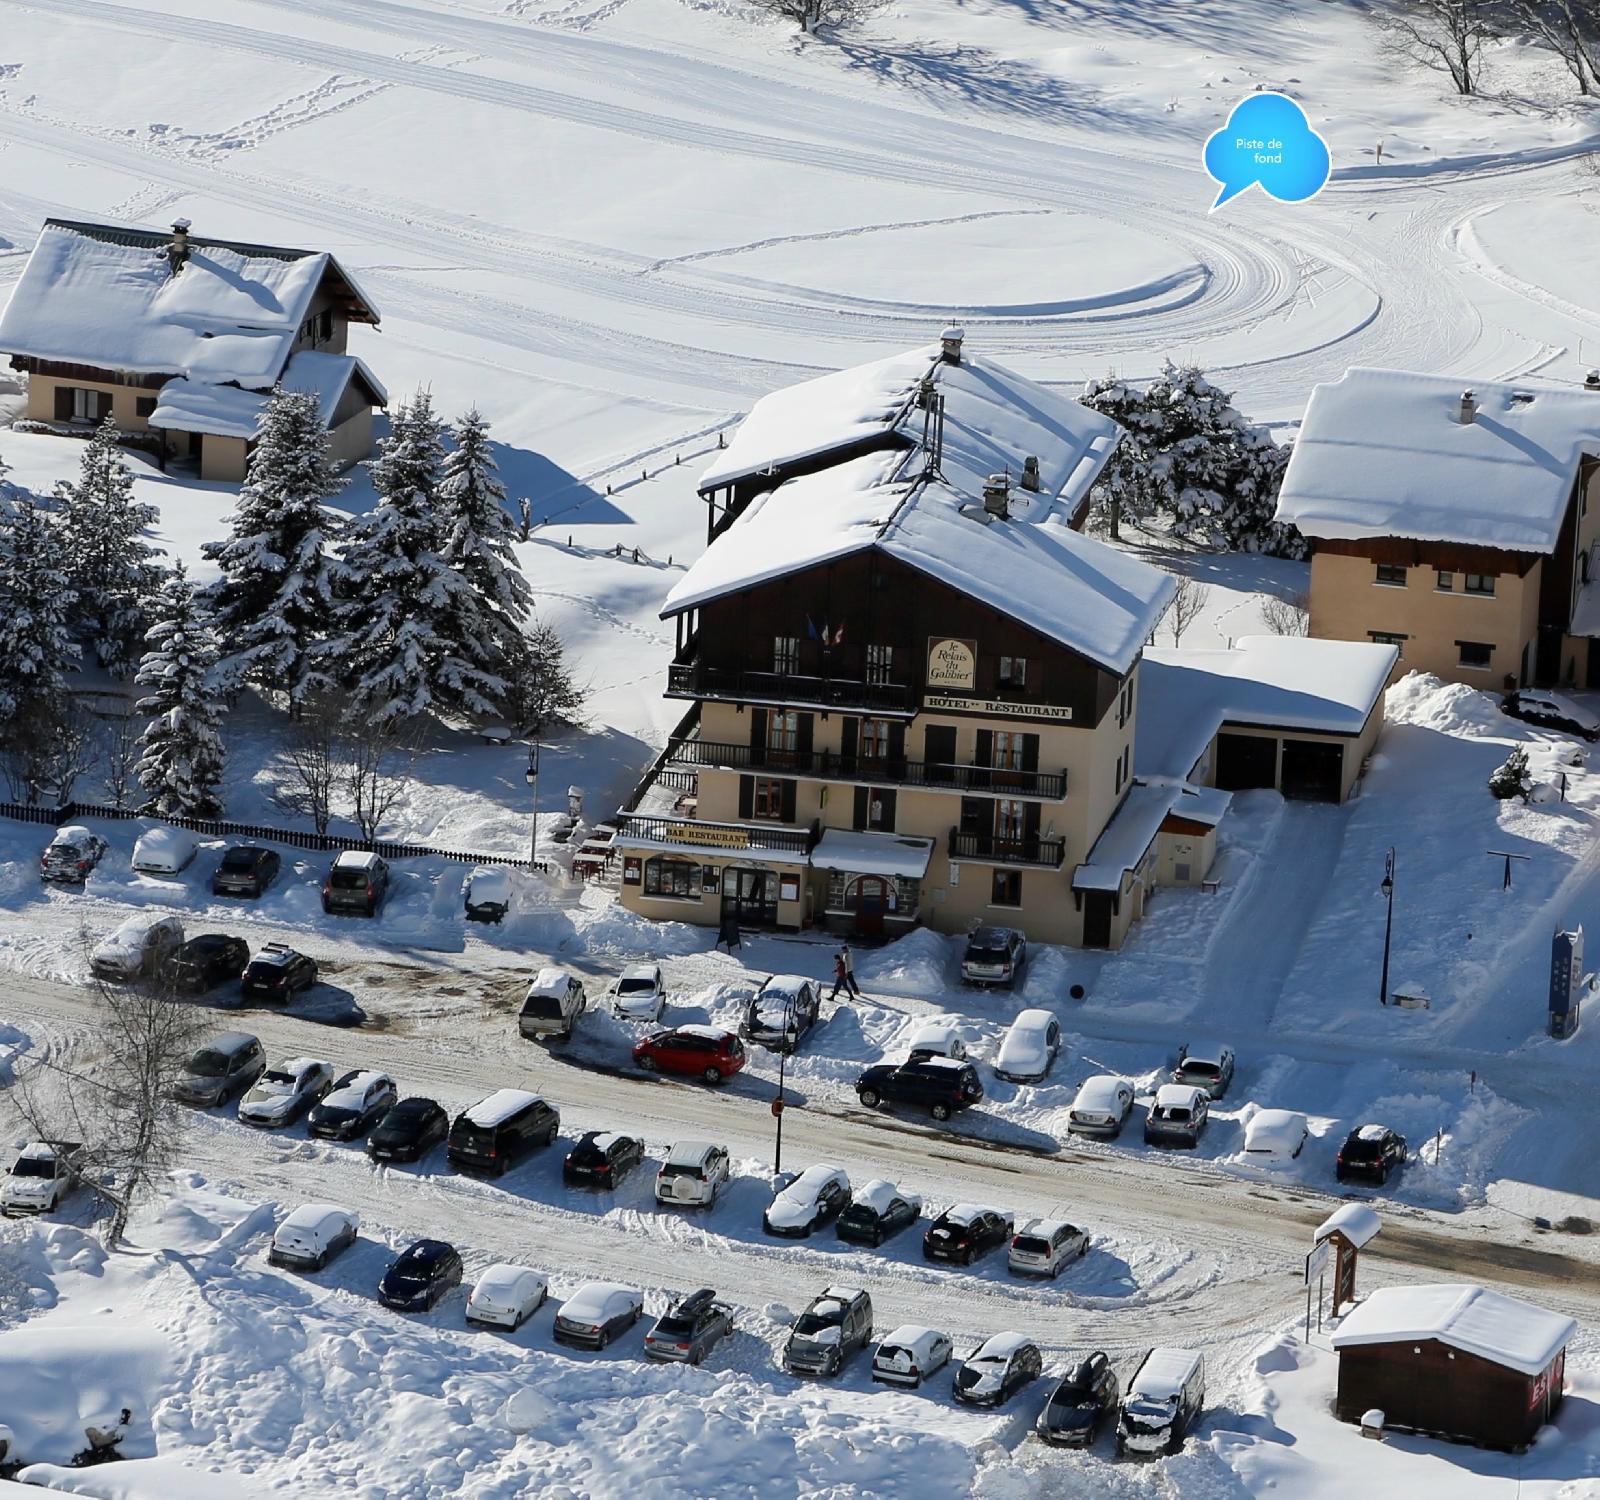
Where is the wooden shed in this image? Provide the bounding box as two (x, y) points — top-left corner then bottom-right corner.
(1331, 1283), (1576, 1452)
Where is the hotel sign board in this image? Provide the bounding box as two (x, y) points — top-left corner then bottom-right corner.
(923, 694), (1073, 722)
(926, 637), (977, 692)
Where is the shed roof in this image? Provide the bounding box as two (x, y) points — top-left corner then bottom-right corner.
(1332, 1283), (1575, 1377)
(147, 352), (386, 440)
(1316, 1202), (1382, 1249)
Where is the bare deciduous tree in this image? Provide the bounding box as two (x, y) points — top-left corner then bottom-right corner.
(1377, 0), (1495, 94)
(1512, 0), (1600, 94)
(271, 695), (342, 836)
(342, 718), (418, 840)
(749, 0), (868, 33)
(100, 712), (142, 811)
(1166, 574), (1211, 646)
(40, 698), (98, 804)
(1260, 591), (1311, 637)
(0, 697), (96, 806)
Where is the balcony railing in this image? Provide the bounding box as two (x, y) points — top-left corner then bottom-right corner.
(615, 812), (817, 857)
(666, 660), (913, 714)
(667, 739), (1066, 800)
(947, 826), (1066, 868)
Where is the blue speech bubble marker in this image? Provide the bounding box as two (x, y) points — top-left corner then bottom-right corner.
(1203, 93), (1330, 212)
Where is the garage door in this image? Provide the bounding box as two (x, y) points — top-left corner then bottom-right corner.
(1215, 733), (1278, 791)
(1280, 739), (1344, 802)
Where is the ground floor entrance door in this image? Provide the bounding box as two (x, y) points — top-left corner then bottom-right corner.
(1082, 890), (1113, 949)
(1280, 739), (1344, 802)
(721, 866), (778, 925)
(851, 875), (888, 937)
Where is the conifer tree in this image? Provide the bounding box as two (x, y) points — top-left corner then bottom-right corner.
(135, 565), (226, 817)
(0, 500), (78, 723)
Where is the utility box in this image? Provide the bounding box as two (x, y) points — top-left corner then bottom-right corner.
(1549, 927), (1583, 1040)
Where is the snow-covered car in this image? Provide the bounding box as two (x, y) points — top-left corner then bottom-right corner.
(268, 1204), (358, 1272)
(922, 1204), (1014, 1266)
(952, 1333), (1042, 1408)
(960, 926), (1026, 987)
(1116, 1347), (1205, 1456)
(240, 943), (318, 1002)
(643, 1287), (734, 1365)
(740, 975), (820, 1053)
(466, 1264), (548, 1330)
(238, 1057), (335, 1128)
(991, 1009), (1061, 1083)
(1067, 1075), (1136, 1137)
(1336, 1124), (1407, 1185)
(39, 825), (108, 885)
(611, 963), (666, 1021)
(836, 1179), (920, 1247)
(654, 1140), (730, 1208)
(552, 1282), (643, 1349)
(1502, 688), (1600, 741)
(905, 1018), (967, 1063)
(1, 1141), (84, 1217)
(1171, 1042), (1235, 1099)
(1144, 1084), (1209, 1147)
(782, 1286), (873, 1377)
(763, 1164), (851, 1238)
(308, 1070), (399, 1141)
(1242, 1108), (1309, 1164)
(1008, 1218), (1089, 1277)
(322, 850), (389, 917)
(464, 866), (515, 923)
(131, 826), (198, 876)
(519, 967), (587, 1041)
(870, 1325), (953, 1389)
(90, 913), (184, 981)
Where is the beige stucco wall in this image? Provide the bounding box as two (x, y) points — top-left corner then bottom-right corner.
(327, 405), (374, 472)
(1155, 824), (1218, 887)
(1309, 550), (1539, 689)
(200, 434), (249, 483)
(25, 373), (154, 432)
(618, 849), (808, 930)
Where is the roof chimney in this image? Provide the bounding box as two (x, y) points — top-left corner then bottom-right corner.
(1456, 389), (1477, 425)
(167, 219), (192, 278)
(940, 325), (964, 364)
(982, 471), (1010, 519)
(916, 373), (936, 410)
(1586, 369), (1600, 392)
(1020, 455), (1041, 492)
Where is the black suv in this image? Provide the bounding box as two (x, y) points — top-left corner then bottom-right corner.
(212, 845), (282, 899)
(378, 1239), (463, 1312)
(643, 1287), (733, 1365)
(240, 943), (319, 1003)
(1037, 1351), (1120, 1447)
(564, 1131), (645, 1188)
(856, 1058), (983, 1121)
(166, 934), (250, 993)
(447, 1090), (560, 1177)
(1336, 1124), (1407, 1185)
(923, 1206), (1013, 1266)
(366, 1097), (449, 1163)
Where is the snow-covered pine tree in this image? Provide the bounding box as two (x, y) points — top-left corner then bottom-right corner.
(0, 500), (79, 724)
(1081, 373), (1171, 539)
(437, 408), (532, 716)
(202, 387), (345, 704)
(507, 618), (584, 736)
(53, 416), (165, 675)
(135, 564), (226, 818)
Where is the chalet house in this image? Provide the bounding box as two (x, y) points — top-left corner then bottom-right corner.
(615, 330), (1195, 950)
(0, 218), (385, 483)
(1276, 367), (1600, 689)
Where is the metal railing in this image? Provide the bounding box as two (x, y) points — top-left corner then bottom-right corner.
(947, 826), (1065, 868)
(666, 661), (913, 714)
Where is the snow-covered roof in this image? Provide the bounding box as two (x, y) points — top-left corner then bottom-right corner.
(1072, 782), (1173, 892)
(1332, 1284), (1575, 1376)
(559, 1283), (637, 1319)
(16, 1143), (57, 1163)
(1016, 1219), (1072, 1239)
(879, 1325), (942, 1350)
(664, 1140), (717, 1166)
(852, 1179), (912, 1214)
(1153, 1083), (1204, 1108)
(1073, 1075), (1130, 1109)
(1136, 636), (1397, 783)
(1129, 1348), (1202, 1401)
(462, 1088), (544, 1128)
(940, 1204), (991, 1226)
(1316, 1202), (1383, 1249)
(0, 219), (378, 388)
(755, 975), (812, 1001)
(278, 1203), (354, 1234)
(971, 1331), (1034, 1360)
(1276, 367), (1600, 552)
(333, 849), (382, 870)
(670, 1024), (734, 1043)
(475, 1263), (541, 1293)
(809, 830), (934, 879)
(1243, 1109), (1307, 1148)
(1357, 1124), (1393, 1143)
(148, 352), (385, 440)
(527, 966), (574, 995)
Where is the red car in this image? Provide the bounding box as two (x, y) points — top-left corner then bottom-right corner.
(632, 1025), (746, 1084)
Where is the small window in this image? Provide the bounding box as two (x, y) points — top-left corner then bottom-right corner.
(752, 778), (786, 820)
(865, 644), (893, 686)
(1368, 630), (1407, 659)
(135, 395), (157, 419)
(998, 656), (1027, 688)
(1463, 572), (1496, 596)
(991, 869), (1022, 907)
(643, 857), (698, 897)
(1457, 640), (1493, 670)
(1375, 564), (1407, 586)
(773, 636), (799, 675)
(1436, 570), (1453, 591)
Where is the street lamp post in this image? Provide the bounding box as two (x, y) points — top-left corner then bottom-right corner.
(1379, 847), (1395, 1007)
(773, 990), (794, 1177)
(524, 740), (540, 870)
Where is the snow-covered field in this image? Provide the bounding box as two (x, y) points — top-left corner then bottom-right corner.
(5, 0), (1600, 1493)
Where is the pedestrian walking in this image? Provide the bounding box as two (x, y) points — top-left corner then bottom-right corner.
(828, 950), (850, 1000)
(840, 944), (862, 1000)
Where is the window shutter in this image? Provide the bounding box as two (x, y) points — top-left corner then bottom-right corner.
(959, 797), (984, 834)
(1024, 802), (1040, 840)
(94, 390), (113, 421)
(888, 722), (906, 766)
(738, 775), (753, 819)
(840, 718), (858, 760)
(796, 714), (813, 759)
(923, 724), (955, 767)
(749, 708), (767, 755)
(1021, 734), (1039, 773)
(55, 386), (74, 422)
(877, 789), (897, 831)
(853, 786), (868, 831)
(974, 730), (993, 766)
(780, 779), (797, 822)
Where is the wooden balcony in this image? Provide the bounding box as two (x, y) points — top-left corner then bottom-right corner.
(666, 659), (914, 715)
(614, 812), (817, 857)
(947, 827), (1066, 868)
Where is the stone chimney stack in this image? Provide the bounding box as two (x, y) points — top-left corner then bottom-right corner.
(1585, 369), (1600, 392)
(940, 325), (964, 364)
(1456, 389), (1477, 425)
(982, 471), (1010, 519)
(167, 219), (192, 278)
(1020, 455), (1041, 492)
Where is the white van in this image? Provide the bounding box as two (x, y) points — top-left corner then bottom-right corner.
(654, 1140), (729, 1208)
(1117, 1347), (1205, 1456)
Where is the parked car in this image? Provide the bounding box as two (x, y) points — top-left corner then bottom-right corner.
(923, 1205), (1013, 1266)
(855, 1057), (983, 1122)
(239, 942), (318, 1002)
(633, 1026), (745, 1084)
(1336, 1123), (1408, 1185)
(644, 1287), (733, 1365)
(40, 825), (109, 885)
(1144, 1084), (1209, 1147)
(448, 1090), (559, 1176)
(211, 844), (281, 899)
(366, 1097), (449, 1163)
(1502, 688), (1600, 741)
(309, 1069), (399, 1141)
(466, 1264), (548, 1330)
(1067, 1075), (1136, 1138)
(519, 967), (587, 1041)
(992, 1009), (1061, 1083)
(378, 1239), (463, 1312)
(953, 1333), (1042, 1408)
(836, 1178), (920, 1247)
(1242, 1108), (1309, 1164)
(268, 1204), (358, 1272)
(1171, 1042), (1235, 1099)
(131, 826), (197, 876)
(172, 1031), (265, 1107)
(553, 1282), (643, 1349)
(870, 1325), (953, 1389)
(90, 914), (184, 981)
(1037, 1351), (1120, 1448)
(463, 865), (514, 923)
(1116, 1347), (1205, 1456)
(166, 933), (250, 994)
(740, 975), (820, 1054)
(1, 1141), (84, 1218)
(1009, 1218), (1089, 1278)
(782, 1286), (873, 1377)
(239, 1057), (335, 1128)
(654, 1140), (730, 1208)
(764, 1164), (851, 1238)
(904, 1018), (967, 1063)
(322, 850), (389, 917)
(960, 925), (1026, 987)
(611, 962), (667, 1022)
(564, 1130), (645, 1188)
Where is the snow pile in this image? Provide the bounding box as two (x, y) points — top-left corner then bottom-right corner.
(853, 927), (958, 996)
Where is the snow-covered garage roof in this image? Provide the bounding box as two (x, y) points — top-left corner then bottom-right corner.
(0, 218), (379, 389)
(1332, 1283), (1575, 1377)
(148, 351), (387, 440)
(1276, 367), (1600, 552)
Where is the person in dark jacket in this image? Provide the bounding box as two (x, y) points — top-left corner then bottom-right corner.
(829, 946), (862, 1000)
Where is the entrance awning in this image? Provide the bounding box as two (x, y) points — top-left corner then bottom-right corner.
(810, 830), (934, 879)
